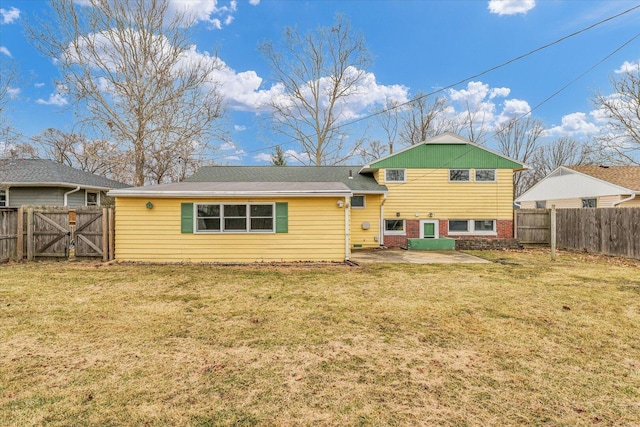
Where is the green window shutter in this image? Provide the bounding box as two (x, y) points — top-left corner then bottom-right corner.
(275, 202), (288, 233)
(181, 203), (194, 233)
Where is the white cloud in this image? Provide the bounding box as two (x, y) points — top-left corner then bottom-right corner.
(36, 93), (69, 106)
(545, 112), (600, 137)
(615, 60), (640, 73)
(0, 7), (20, 24)
(234, 125), (246, 132)
(249, 0), (260, 5)
(488, 0), (535, 16)
(166, 0), (238, 29)
(497, 98), (531, 123)
(34, 82), (45, 88)
(0, 46), (11, 57)
(253, 153), (271, 162)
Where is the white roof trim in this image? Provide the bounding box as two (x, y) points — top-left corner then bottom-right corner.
(1, 182), (113, 191)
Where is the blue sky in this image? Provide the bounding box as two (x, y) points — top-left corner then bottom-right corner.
(1, 0), (639, 165)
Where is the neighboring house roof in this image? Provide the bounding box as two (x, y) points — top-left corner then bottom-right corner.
(185, 166), (387, 193)
(516, 165), (640, 203)
(362, 132), (527, 171)
(566, 165), (640, 191)
(0, 159), (129, 190)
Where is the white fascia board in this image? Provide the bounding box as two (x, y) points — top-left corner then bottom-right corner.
(107, 190), (353, 198)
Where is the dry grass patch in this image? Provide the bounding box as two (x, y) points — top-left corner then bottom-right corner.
(1, 250), (639, 426)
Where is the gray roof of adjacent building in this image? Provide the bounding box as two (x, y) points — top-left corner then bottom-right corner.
(0, 159), (130, 189)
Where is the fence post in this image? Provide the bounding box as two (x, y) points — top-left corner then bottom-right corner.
(102, 207), (108, 262)
(108, 208), (115, 261)
(550, 205), (557, 261)
(26, 207), (34, 261)
(16, 207), (24, 261)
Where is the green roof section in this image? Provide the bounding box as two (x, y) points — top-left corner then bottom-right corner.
(185, 166), (388, 193)
(369, 143), (524, 170)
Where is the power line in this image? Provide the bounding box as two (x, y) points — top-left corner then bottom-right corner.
(207, 2), (640, 163)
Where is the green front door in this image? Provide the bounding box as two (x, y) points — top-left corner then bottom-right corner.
(423, 222), (436, 238)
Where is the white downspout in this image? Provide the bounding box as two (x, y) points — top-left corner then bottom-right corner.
(380, 193), (387, 247)
(63, 186), (81, 206)
(612, 192), (638, 207)
(344, 196), (350, 261)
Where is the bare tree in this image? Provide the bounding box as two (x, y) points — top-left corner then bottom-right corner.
(398, 94), (451, 146)
(259, 15), (372, 165)
(28, 0), (225, 186)
(0, 55), (21, 154)
(31, 128), (133, 181)
(494, 116), (545, 196)
(531, 137), (596, 178)
(592, 67), (640, 165)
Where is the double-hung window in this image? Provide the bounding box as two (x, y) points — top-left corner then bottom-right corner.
(0, 189), (6, 207)
(196, 203), (274, 233)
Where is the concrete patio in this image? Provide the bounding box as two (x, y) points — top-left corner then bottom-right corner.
(350, 248), (490, 264)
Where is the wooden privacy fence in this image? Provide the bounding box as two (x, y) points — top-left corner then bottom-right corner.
(0, 206), (115, 262)
(516, 207), (640, 260)
(556, 208), (640, 260)
(514, 209), (551, 244)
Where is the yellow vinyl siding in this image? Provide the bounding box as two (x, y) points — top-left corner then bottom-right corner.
(350, 194), (382, 248)
(382, 169), (514, 219)
(115, 197), (346, 262)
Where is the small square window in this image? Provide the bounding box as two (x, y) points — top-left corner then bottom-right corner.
(582, 198), (597, 208)
(385, 169), (405, 183)
(351, 195), (365, 208)
(86, 192), (99, 206)
(535, 201), (546, 209)
(449, 169), (470, 182)
(475, 169), (496, 182)
(384, 219), (405, 235)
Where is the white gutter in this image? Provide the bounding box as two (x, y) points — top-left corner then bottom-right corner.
(380, 193), (387, 247)
(344, 196), (350, 261)
(612, 192), (638, 207)
(63, 186), (81, 206)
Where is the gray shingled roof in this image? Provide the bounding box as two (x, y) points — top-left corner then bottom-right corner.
(185, 166), (387, 193)
(0, 159), (129, 189)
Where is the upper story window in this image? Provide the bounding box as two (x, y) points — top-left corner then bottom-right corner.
(385, 169), (405, 183)
(475, 169), (496, 182)
(86, 191), (99, 206)
(351, 195), (365, 208)
(0, 189), (6, 207)
(582, 198), (597, 208)
(196, 203), (274, 233)
(449, 169), (470, 182)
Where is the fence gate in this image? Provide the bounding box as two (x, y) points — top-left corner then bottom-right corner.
(514, 209), (550, 244)
(74, 207), (107, 258)
(27, 207), (72, 259)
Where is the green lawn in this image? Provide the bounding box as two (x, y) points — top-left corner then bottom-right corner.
(1, 250), (639, 426)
